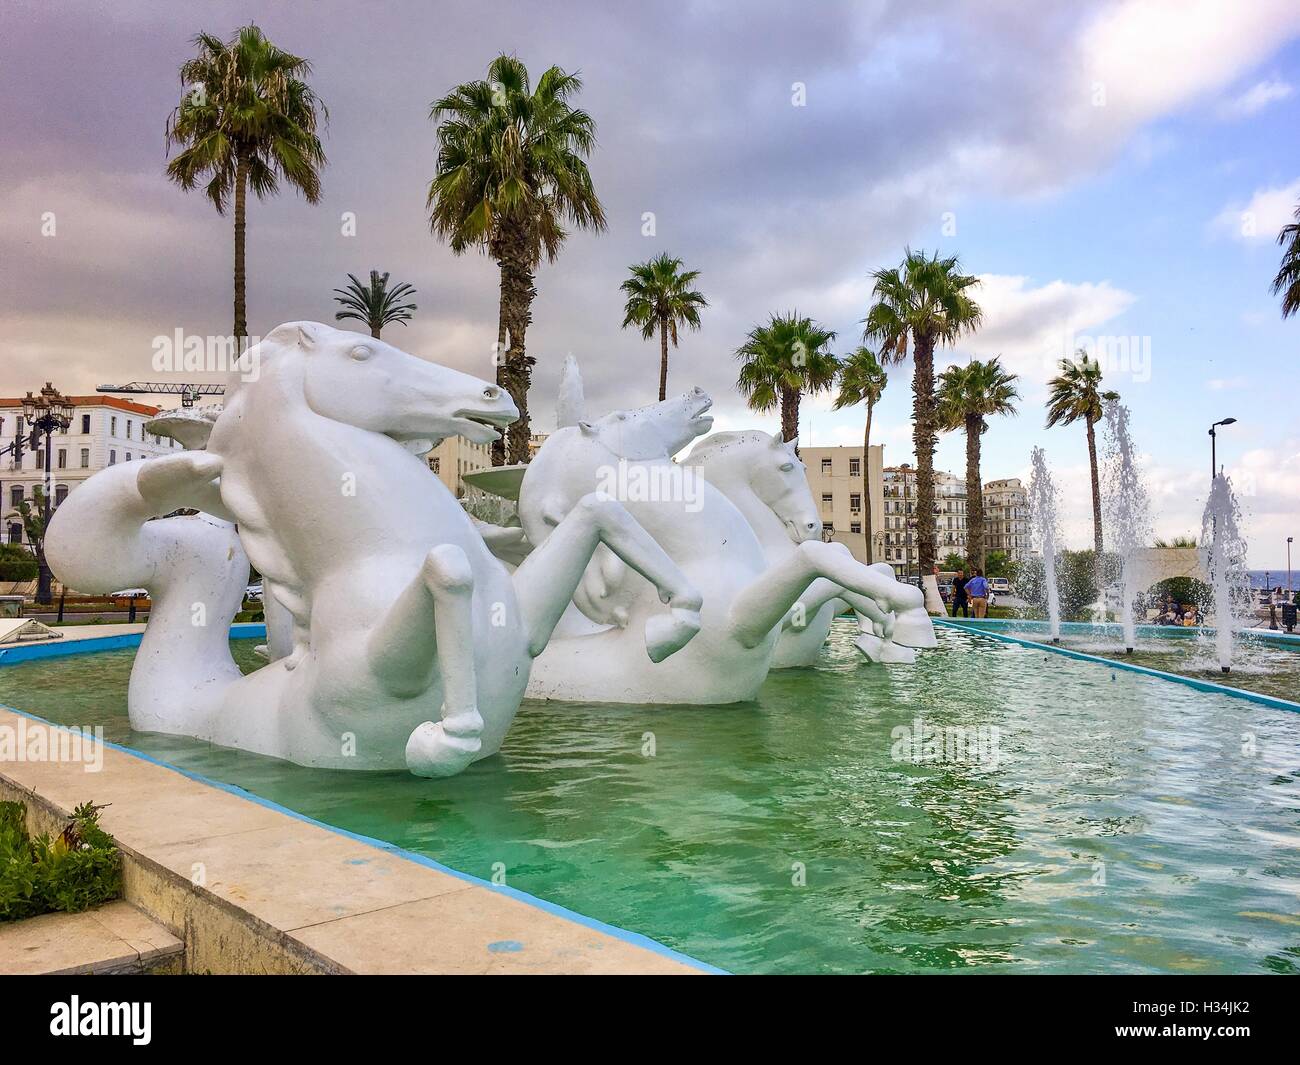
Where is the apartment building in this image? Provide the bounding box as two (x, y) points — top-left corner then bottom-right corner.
(427, 435), (493, 498)
(0, 395), (174, 546)
(800, 444), (885, 564)
(982, 478), (1030, 560)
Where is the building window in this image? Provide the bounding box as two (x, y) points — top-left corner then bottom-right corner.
(57, 449), (66, 469)
(824, 522), (834, 534)
(35, 449), (43, 469)
(849, 457), (861, 476)
(9, 486), (22, 507)
(109, 450), (116, 465)
(850, 493), (861, 513)
(429, 457), (441, 474)
(7, 523), (21, 544)
(80, 448), (89, 468)
(821, 493), (833, 506)
(850, 521), (861, 534)
(125, 452), (132, 462)
(110, 416), (117, 435)
(821, 458), (832, 474)
(81, 413), (91, 433)
(55, 485), (69, 506)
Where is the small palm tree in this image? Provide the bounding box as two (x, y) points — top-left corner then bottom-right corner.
(332, 271), (417, 339)
(936, 358), (1020, 570)
(863, 249), (982, 575)
(833, 347), (887, 561)
(735, 313), (839, 446)
(166, 24), (327, 343)
(1045, 350), (1119, 554)
(428, 55), (606, 464)
(1272, 201), (1300, 318)
(620, 254), (708, 401)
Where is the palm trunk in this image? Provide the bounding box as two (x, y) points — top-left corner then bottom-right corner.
(1086, 416), (1103, 555)
(780, 387), (800, 450)
(371, 324), (381, 339)
(912, 331), (937, 574)
(492, 272), (509, 466)
(658, 318), (669, 402)
(863, 404), (874, 563)
(499, 226), (537, 465)
(965, 413), (984, 571)
(233, 157), (249, 344)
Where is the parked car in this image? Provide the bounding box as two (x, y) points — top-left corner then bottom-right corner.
(989, 577), (1011, 596)
(245, 581), (263, 602)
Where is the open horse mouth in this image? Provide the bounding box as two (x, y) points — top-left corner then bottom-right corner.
(449, 406), (518, 444)
(688, 393), (714, 434)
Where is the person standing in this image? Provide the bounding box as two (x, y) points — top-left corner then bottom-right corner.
(966, 569), (990, 618)
(951, 568), (969, 617)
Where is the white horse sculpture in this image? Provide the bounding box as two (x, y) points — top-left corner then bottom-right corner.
(48, 322), (704, 777)
(518, 390), (931, 704)
(681, 431), (928, 666)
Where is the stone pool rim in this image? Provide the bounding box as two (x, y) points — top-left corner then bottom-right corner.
(935, 618), (1300, 715)
(0, 625), (726, 975)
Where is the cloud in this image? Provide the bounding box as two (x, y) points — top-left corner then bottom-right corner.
(1212, 178), (1300, 241)
(1206, 377), (1248, 391)
(1217, 77), (1294, 119)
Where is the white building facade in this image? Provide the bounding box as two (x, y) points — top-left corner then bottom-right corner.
(0, 396), (175, 546)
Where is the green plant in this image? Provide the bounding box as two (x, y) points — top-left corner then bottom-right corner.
(833, 346), (888, 562)
(0, 544), (37, 582)
(620, 253), (707, 401)
(1045, 352), (1119, 554)
(0, 801), (121, 922)
(333, 269), (417, 338)
(735, 312), (840, 445)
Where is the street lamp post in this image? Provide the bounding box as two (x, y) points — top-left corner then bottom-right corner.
(21, 384), (73, 604)
(1208, 417), (1236, 484)
(1288, 536), (1293, 595)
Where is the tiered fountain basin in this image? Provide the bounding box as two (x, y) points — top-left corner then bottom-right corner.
(2, 619), (1298, 975)
(938, 618), (1300, 707)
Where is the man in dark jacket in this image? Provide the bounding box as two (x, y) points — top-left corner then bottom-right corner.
(951, 568), (969, 617)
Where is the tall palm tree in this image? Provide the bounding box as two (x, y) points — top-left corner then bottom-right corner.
(935, 358), (1020, 570)
(166, 24), (327, 344)
(863, 249), (982, 575)
(1272, 201), (1300, 318)
(428, 55), (606, 464)
(1045, 350), (1119, 554)
(332, 271), (417, 339)
(620, 254), (708, 401)
(832, 347), (887, 561)
(735, 313), (839, 446)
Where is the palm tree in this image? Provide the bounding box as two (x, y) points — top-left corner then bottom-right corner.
(735, 313), (839, 446)
(935, 358), (1020, 571)
(166, 24), (327, 344)
(620, 254), (708, 401)
(1272, 201), (1300, 317)
(428, 55), (606, 464)
(332, 271), (417, 339)
(832, 347), (887, 561)
(863, 249), (982, 575)
(1045, 350), (1119, 554)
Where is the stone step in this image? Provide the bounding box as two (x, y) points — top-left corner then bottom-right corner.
(0, 899), (183, 975)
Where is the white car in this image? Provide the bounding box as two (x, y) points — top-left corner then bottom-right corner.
(245, 582), (263, 602)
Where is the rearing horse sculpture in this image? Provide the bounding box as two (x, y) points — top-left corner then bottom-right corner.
(47, 323), (704, 777)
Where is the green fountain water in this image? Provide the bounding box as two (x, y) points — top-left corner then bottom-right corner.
(1, 622), (1296, 974)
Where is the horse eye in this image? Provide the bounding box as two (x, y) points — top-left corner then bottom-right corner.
(350, 346), (372, 361)
(780, 462), (795, 472)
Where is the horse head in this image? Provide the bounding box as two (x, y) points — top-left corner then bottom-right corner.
(577, 386), (713, 460)
(686, 431), (821, 543)
(239, 322), (518, 446)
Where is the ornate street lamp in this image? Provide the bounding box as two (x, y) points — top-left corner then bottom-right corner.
(21, 383), (73, 603)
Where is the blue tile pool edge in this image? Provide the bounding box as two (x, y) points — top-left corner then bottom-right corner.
(0, 623), (267, 665)
(934, 618), (1300, 715)
(0, 640), (726, 975)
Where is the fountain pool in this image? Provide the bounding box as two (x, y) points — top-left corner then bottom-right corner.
(2, 621), (1297, 975)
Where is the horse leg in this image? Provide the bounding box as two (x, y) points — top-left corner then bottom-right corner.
(512, 492), (702, 662)
(730, 541), (931, 649)
(364, 545), (483, 778)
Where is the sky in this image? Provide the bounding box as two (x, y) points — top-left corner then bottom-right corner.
(2, 0), (1298, 567)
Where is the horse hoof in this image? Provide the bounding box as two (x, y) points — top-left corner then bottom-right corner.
(405, 720), (482, 778)
(877, 639), (917, 664)
(644, 607), (702, 663)
(891, 607), (937, 649)
(854, 632), (884, 662)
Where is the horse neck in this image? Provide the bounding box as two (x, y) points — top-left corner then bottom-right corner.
(702, 459), (790, 551)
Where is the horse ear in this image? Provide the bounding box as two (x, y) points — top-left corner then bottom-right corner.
(297, 323), (318, 349)
(578, 420), (597, 437)
(264, 321), (320, 350)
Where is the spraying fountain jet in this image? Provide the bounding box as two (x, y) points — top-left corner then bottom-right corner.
(1102, 400), (1152, 655)
(1199, 472), (1249, 673)
(1029, 447), (1063, 643)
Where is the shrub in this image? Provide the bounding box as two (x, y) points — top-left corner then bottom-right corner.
(0, 801), (122, 922)
(0, 544), (37, 582)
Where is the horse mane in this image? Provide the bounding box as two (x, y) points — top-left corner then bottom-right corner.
(683, 430), (779, 467)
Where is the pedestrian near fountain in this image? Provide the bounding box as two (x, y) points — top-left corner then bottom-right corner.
(951, 568), (969, 617)
(966, 569), (990, 618)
